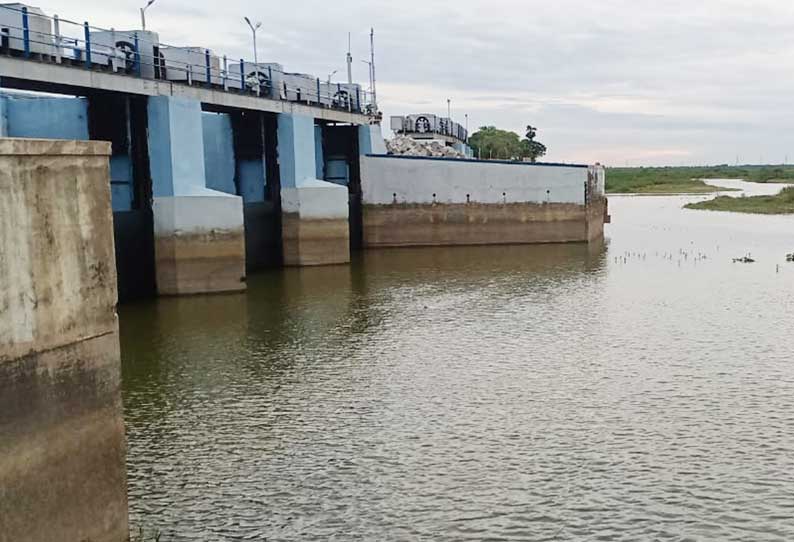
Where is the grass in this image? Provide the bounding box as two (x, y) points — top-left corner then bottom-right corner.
(685, 186), (794, 214)
(606, 165), (794, 194)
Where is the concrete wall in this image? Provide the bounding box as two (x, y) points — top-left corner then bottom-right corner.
(361, 155), (589, 205)
(360, 155), (606, 248)
(153, 195), (246, 295)
(0, 138), (128, 542)
(358, 123), (387, 155)
(3, 95), (89, 140)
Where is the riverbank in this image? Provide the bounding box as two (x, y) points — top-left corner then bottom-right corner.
(685, 186), (794, 214)
(607, 165), (794, 194)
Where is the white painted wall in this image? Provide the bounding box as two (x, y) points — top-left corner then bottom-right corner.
(361, 156), (591, 205)
(281, 180), (348, 220)
(153, 195), (244, 236)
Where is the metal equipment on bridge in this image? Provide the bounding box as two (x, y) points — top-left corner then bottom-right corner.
(0, 2), (374, 114)
(391, 114), (468, 143)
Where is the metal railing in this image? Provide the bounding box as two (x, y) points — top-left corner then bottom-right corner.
(0, 4), (374, 114)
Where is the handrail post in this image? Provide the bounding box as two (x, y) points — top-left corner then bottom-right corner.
(316, 77), (321, 106)
(356, 87), (361, 113)
(222, 55), (228, 91)
(239, 59), (244, 90)
(205, 49), (211, 88)
(21, 6), (29, 58)
(83, 22), (91, 68)
(187, 63), (192, 85)
(110, 27), (116, 71)
(133, 32), (141, 77)
(53, 14), (62, 63)
(267, 66), (273, 98)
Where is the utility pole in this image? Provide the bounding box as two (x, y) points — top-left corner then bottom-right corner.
(370, 28), (377, 113)
(464, 113), (468, 138)
(346, 32), (353, 85)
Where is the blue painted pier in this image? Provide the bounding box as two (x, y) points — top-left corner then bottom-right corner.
(0, 3), (387, 299)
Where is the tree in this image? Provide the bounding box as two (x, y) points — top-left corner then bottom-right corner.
(468, 125), (547, 162)
(523, 125), (547, 163)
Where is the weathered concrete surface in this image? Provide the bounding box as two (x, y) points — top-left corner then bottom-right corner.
(153, 196), (246, 295)
(0, 138), (128, 542)
(281, 183), (350, 266)
(282, 213), (350, 266)
(586, 198), (609, 242)
(363, 202), (589, 248)
(360, 155), (607, 248)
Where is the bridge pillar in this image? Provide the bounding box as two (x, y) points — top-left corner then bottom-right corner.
(278, 113), (349, 266)
(358, 122), (387, 155)
(147, 96), (246, 295)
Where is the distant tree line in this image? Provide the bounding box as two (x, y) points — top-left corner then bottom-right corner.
(468, 125), (547, 162)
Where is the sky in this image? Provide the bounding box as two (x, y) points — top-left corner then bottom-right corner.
(33, 0), (794, 165)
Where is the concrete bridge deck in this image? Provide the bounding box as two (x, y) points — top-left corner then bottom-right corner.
(0, 55), (371, 124)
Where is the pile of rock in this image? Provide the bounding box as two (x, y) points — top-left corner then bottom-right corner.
(386, 136), (465, 159)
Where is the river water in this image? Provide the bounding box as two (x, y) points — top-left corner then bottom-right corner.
(121, 181), (794, 541)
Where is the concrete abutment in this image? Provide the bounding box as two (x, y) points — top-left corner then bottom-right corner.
(0, 138), (128, 542)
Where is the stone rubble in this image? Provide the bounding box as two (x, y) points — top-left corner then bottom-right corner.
(385, 135), (465, 158)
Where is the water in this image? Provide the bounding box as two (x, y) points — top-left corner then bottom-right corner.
(121, 181), (794, 541)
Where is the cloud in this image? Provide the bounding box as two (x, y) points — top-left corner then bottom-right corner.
(36, 0), (794, 165)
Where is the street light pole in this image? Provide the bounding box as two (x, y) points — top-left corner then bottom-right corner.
(447, 98), (451, 135)
(327, 70), (337, 86)
(361, 59), (372, 109)
(465, 113), (468, 143)
(140, 0), (157, 31)
(244, 17), (262, 96)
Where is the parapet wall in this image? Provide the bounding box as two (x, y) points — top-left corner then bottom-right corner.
(0, 138), (128, 542)
(360, 155), (606, 248)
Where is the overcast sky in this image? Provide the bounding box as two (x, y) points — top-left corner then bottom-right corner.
(36, 0), (794, 165)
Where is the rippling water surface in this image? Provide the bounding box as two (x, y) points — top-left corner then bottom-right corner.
(121, 182), (794, 540)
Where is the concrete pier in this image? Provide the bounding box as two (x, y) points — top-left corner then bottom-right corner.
(148, 96), (246, 294)
(0, 139), (128, 542)
(360, 155), (607, 247)
(278, 113), (350, 265)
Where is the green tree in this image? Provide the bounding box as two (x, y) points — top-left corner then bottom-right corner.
(468, 125), (547, 162)
(523, 125), (547, 163)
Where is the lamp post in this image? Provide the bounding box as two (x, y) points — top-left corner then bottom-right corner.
(327, 70), (337, 86)
(361, 59), (372, 108)
(447, 98), (451, 135)
(244, 16), (262, 95)
(465, 113), (468, 143)
(140, 0), (157, 31)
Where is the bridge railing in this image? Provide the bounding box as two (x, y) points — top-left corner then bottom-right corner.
(0, 4), (374, 114)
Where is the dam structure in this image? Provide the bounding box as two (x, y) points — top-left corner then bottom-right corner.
(360, 155), (607, 247)
(0, 2), (385, 300)
(0, 2), (607, 303)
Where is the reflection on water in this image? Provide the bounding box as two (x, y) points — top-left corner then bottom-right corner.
(122, 182), (794, 540)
